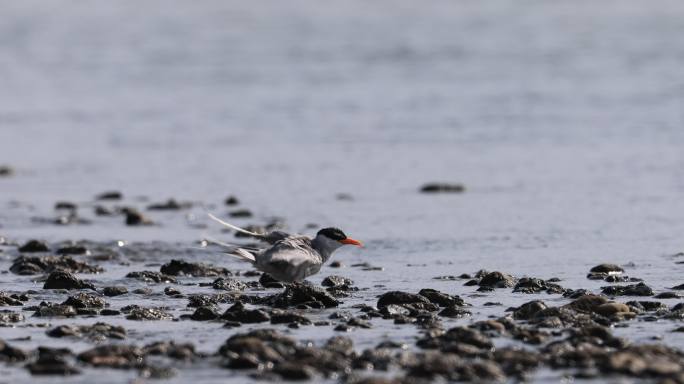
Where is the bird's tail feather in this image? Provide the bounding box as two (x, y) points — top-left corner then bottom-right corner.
(202, 235), (256, 263)
(206, 212), (264, 239)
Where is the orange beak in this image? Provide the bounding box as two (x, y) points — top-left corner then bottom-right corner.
(340, 238), (363, 247)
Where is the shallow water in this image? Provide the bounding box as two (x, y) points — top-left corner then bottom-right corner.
(1, 0), (684, 382)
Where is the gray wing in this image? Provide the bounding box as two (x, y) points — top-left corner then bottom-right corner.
(255, 236), (322, 282)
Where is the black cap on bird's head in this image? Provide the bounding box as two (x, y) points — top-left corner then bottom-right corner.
(317, 227), (363, 247)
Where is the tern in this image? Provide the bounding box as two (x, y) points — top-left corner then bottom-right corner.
(204, 213), (363, 282)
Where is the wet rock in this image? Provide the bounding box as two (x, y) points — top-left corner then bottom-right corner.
(418, 289), (465, 307)
(329, 261), (343, 268)
(0, 311), (24, 323)
(212, 277), (247, 291)
(25, 347), (80, 375)
(270, 283), (339, 308)
(125, 271), (177, 284)
(419, 183), (465, 193)
(513, 278), (565, 294)
(654, 292), (680, 299)
(593, 303), (632, 317)
(10, 255), (102, 275)
(125, 307), (173, 321)
(229, 209), (253, 218)
(0, 292), (23, 306)
(47, 323), (126, 341)
(143, 341), (197, 361)
(55, 201), (77, 211)
(321, 275), (354, 288)
(260, 273), (285, 288)
(218, 329), (297, 367)
(221, 302), (270, 323)
(590, 264), (625, 274)
(0, 165), (13, 177)
(102, 286), (128, 297)
(78, 345), (144, 368)
(43, 271), (95, 290)
(190, 306), (220, 321)
(225, 196), (239, 205)
(438, 306), (472, 318)
(132, 288), (152, 295)
(478, 271), (516, 289)
(626, 301), (668, 312)
(273, 362), (315, 380)
(147, 198), (191, 210)
(160, 259), (229, 277)
(33, 303), (77, 318)
(513, 301), (548, 320)
(601, 282), (654, 297)
(139, 365), (177, 379)
(566, 294), (609, 312)
(377, 291), (431, 309)
(18, 240), (49, 253)
(62, 292), (106, 308)
(55, 245), (87, 255)
(125, 209), (153, 226)
(379, 304), (411, 318)
(0, 340), (27, 362)
(164, 286), (181, 296)
(95, 191), (123, 201)
(270, 311), (312, 325)
(187, 294), (220, 308)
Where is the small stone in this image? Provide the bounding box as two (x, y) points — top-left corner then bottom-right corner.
(420, 183), (466, 193)
(229, 209), (252, 218)
(18, 240), (49, 253)
(102, 286), (128, 297)
(125, 271), (177, 284)
(124, 210), (153, 226)
(321, 275), (354, 287)
(164, 287), (181, 296)
(377, 291), (431, 309)
(62, 292), (106, 308)
(438, 306), (472, 318)
(43, 271), (95, 290)
(95, 191), (123, 200)
(479, 272), (516, 288)
(126, 307), (172, 321)
(224, 196), (239, 205)
(190, 306), (220, 321)
(160, 259), (229, 277)
(212, 277), (246, 291)
(590, 264), (624, 274)
(593, 302), (632, 317)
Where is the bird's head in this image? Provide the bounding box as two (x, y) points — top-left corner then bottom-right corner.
(315, 227), (363, 248)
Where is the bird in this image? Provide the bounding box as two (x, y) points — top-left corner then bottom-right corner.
(204, 213), (362, 282)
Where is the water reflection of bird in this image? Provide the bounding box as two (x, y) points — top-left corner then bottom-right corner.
(204, 213), (362, 282)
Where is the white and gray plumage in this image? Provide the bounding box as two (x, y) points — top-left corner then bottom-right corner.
(204, 213), (362, 282)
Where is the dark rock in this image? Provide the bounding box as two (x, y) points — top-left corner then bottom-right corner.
(143, 341), (196, 361)
(55, 201), (77, 211)
(566, 295), (609, 312)
(671, 283), (684, 290)
(0, 311), (25, 323)
(160, 259), (229, 277)
(229, 209), (253, 218)
(10, 255), (102, 275)
(47, 323), (126, 341)
(626, 301), (668, 312)
(0, 340), (27, 362)
(124, 209), (153, 226)
(102, 286), (128, 297)
(321, 275), (354, 287)
(147, 198), (191, 210)
(260, 273), (285, 288)
(18, 240), (49, 253)
(478, 272), (516, 288)
(463, 279), (479, 286)
(0, 292), (23, 306)
(0, 166), (13, 177)
(190, 306), (220, 321)
(212, 277), (246, 291)
(164, 286), (181, 296)
(78, 345), (143, 368)
(590, 264), (624, 274)
(33, 303), (77, 318)
(593, 302), (632, 317)
(601, 282), (654, 297)
(513, 277), (565, 294)
(95, 191), (122, 200)
(43, 271), (95, 290)
(270, 283), (339, 308)
(654, 292), (680, 299)
(62, 292), (106, 308)
(218, 329), (297, 367)
(125, 271), (177, 284)
(273, 363), (315, 380)
(270, 311), (312, 325)
(513, 301), (548, 320)
(93, 205), (114, 216)
(438, 306), (472, 318)
(132, 288), (152, 295)
(329, 261), (343, 268)
(100, 309), (121, 316)
(125, 307), (172, 321)
(55, 245), (87, 255)
(377, 291), (431, 309)
(225, 196), (239, 205)
(419, 183), (466, 193)
(221, 302), (270, 323)
(26, 347), (80, 375)
(418, 289), (465, 307)
(187, 294), (219, 308)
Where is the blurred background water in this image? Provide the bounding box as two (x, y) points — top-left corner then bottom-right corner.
(1, 2), (684, 380)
